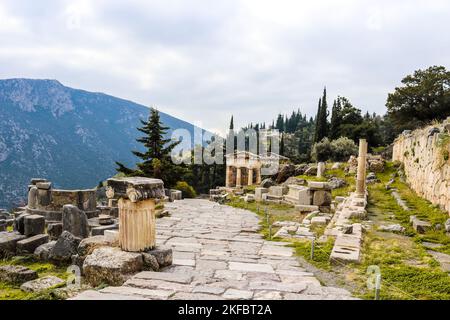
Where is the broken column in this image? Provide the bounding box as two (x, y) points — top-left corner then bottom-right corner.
(317, 162), (326, 178)
(236, 167), (242, 188)
(355, 139), (368, 197)
(106, 177), (165, 252)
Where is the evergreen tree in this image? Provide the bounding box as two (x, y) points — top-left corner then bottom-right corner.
(330, 97), (342, 139)
(115, 108), (183, 188)
(314, 87), (329, 143)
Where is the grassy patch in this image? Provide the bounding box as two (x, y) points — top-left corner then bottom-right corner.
(290, 238), (334, 271)
(0, 256), (69, 300)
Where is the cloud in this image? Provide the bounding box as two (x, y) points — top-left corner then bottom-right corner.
(0, 0), (449, 132)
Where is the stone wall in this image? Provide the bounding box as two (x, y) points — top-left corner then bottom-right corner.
(392, 118), (450, 214)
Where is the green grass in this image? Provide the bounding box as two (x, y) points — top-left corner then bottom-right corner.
(0, 256), (69, 300)
(355, 161), (450, 300)
(290, 238), (335, 271)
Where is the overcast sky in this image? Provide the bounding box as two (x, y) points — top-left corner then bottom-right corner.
(0, 0), (449, 135)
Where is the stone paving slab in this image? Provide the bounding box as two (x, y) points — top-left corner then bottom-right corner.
(72, 199), (354, 300)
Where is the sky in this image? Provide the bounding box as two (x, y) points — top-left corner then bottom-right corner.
(0, 0), (449, 135)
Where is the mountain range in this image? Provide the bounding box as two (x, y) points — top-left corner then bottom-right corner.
(0, 79), (205, 208)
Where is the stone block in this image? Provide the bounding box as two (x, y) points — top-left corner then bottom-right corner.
(49, 231), (81, 263)
(24, 214), (45, 236)
(104, 230), (119, 243)
(312, 190), (332, 206)
(0, 220), (6, 232)
(171, 190), (182, 201)
(268, 186), (288, 197)
(412, 219), (431, 234)
(0, 232), (27, 258)
(307, 181), (331, 190)
(83, 247), (144, 286)
(91, 224), (118, 236)
(77, 235), (112, 258)
(145, 246), (173, 268)
(47, 222), (63, 240)
(284, 185), (312, 205)
(36, 182), (52, 190)
(21, 276), (65, 292)
(17, 234), (49, 254)
(0, 265), (38, 285)
(62, 204), (89, 239)
(14, 213), (30, 234)
(310, 216), (329, 226)
(34, 241), (56, 261)
(295, 204), (319, 212)
(255, 187), (269, 201)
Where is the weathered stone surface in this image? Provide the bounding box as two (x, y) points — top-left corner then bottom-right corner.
(307, 181), (331, 190)
(254, 187), (269, 201)
(104, 230), (119, 243)
(106, 177), (165, 202)
(145, 247), (173, 268)
(378, 224), (405, 233)
(412, 218), (431, 234)
(311, 216), (329, 226)
(77, 235), (112, 258)
(20, 276), (65, 292)
(0, 265), (38, 284)
(274, 163), (296, 184)
(142, 253), (160, 271)
(445, 219), (450, 233)
(14, 213), (30, 234)
(34, 241), (56, 260)
(328, 177), (347, 189)
(91, 224), (118, 236)
(83, 247), (144, 286)
(260, 178), (275, 188)
(0, 231), (27, 258)
(223, 288), (253, 299)
(17, 234), (49, 254)
(295, 204), (319, 212)
(312, 190), (332, 206)
(134, 270), (193, 284)
(24, 214), (45, 236)
(47, 222), (63, 240)
(229, 262), (274, 273)
(49, 231), (81, 263)
(304, 165), (317, 176)
(62, 205), (89, 239)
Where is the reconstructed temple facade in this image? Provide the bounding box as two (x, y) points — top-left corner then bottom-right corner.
(225, 151), (288, 188)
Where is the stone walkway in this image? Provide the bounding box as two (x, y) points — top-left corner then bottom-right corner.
(73, 199), (355, 300)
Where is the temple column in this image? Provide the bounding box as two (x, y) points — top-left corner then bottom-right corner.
(248, 168), (253, 186)
(256, 167), (262, 184)
(106, 177), (165, 252)
(236, 167), (242, 188)
(355, 139), (368, 196)
(225, 166), (231, 187)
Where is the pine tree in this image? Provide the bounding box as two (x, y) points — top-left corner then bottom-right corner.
(115, 108), (183, 188)
(280, 133), (285, 156)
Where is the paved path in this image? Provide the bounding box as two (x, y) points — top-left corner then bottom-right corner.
(74, 199), (355, 300)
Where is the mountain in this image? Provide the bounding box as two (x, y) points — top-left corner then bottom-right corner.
(0, 79), (205, 208)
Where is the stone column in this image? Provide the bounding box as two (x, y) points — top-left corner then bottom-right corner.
(317, 162), (326, 178)
(236, 167), (242, 188)
(106, 177), (165, 252)
(356, 139), (368, 196)
(225, 166), (231, 187)
(27, 186), (38, 209)
(248, 168), (253, 186)
(256, 167), (262, 184)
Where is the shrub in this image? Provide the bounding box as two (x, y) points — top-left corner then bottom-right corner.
(311, 138), (332, 162)
(311, 137), (358, 162)
(330, 137), (358, 161)
(174, 181), (197, 198)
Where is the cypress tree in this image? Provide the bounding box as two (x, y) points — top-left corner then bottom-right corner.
(313, 87), (329, 143)
(330, 97), (342, 139)
(115, 108), (183, 188)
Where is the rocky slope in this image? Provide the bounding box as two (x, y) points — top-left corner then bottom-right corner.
(0, 79), (202, 208)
